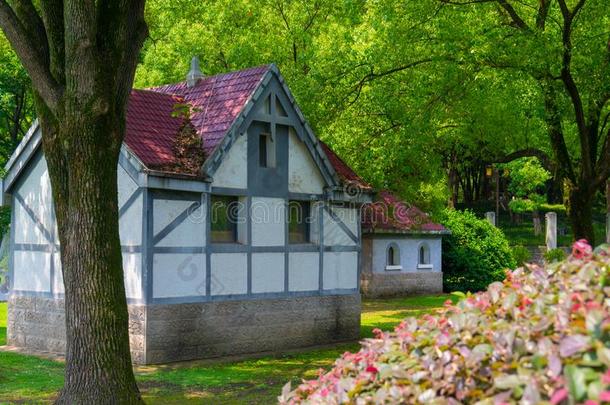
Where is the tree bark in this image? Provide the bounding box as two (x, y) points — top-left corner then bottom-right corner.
(0, 1), (148, 402)
(567, 185), (596, 245)
(37, 93), (142, 403)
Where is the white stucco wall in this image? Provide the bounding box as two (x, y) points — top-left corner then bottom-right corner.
(323, 251), (358, 290)
(212, 133), (248, 189)
(13, 251), (50, 292)
(288, 130), (325, 194)
(211, 252), (247, 295)
(153, 198), (205, 247)
(12, 155), (145, 299)
(288, 252), (318, 291)
(371, 237), (442, 274)
(14, 156), (53, 245)
(251, 197), (285, 246)
(251, 252), (285, 293)
(152, 253), (206, 298)
(323, 209), (357, 246)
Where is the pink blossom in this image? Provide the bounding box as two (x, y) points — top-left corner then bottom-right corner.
(550, 388), (568, 405)
(365, 365), (378, 374)
(572, 239), (592, 259)
(602, 370), (610, 384)
(599, 391), (610, 402)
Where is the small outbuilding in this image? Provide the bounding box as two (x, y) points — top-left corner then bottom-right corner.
(3, 62), (373, 364)
(360, 191), (449, 298)
(2, 60), (446, 364)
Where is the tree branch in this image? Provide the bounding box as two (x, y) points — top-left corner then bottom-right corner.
(496, 0), (530, 30)
(557, 0), (590, 177)
(39, 0), (65, 83)
(0, 1), (61, 110)
(492, 148), (552, 171)
(535, 0), (551, 30)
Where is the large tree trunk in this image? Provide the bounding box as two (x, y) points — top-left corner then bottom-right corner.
(37, 100), (142, 403)
(568, 185), (596, 245)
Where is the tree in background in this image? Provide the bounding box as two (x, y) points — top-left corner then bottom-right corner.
(0, 32), (32, 166)
(0, 1), (147, 402)
(436, 0), (610, 245)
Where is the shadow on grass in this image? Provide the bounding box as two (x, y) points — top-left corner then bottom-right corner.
(0, 295), (451, 404)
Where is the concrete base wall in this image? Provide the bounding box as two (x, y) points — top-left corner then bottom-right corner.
(361, 272), (442, 298)
(7, 295), (147, 364)
(146, 294), (361, 364)
(6, 293), (361, 365)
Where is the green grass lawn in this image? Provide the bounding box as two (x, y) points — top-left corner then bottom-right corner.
(0, 295), (453, 404)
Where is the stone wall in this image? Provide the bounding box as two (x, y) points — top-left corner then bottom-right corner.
(360, 272), (443, 298)
(6, 293), (361, 365)
(145, 294), (361, 364)
(6, 295), (147, 364)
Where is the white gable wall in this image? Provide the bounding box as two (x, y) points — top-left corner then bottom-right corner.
(11, 152), (145, 299)
(288, 130), (325, 194)
(212, 133), (248, 189)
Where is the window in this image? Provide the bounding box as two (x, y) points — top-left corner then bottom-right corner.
(288, 200), (310, 244)
(259, 133), (275, 168)
(211, 195), (238, 243)
(388, 246), (397, 265)
(385, 243), (401, 270)
(418, 243), (432, 269)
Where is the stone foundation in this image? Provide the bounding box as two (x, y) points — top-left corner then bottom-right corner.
(6, 293), (361, 364)
(361, 272), (442, 298)
(145, 294), (361, 364)
(7, 295), (146, 364)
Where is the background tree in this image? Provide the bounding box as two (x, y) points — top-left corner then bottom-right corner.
(0, 1), (147, 403)
(0, 32), (32, 166)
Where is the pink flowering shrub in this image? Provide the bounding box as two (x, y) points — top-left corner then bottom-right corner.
(280, 241), (610, 404)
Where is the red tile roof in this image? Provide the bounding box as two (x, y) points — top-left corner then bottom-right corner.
(362, 190), (447, 234)
(125, 89), (186, 169)
(152, 65), (269, 156)
(123, 64), (375, 192)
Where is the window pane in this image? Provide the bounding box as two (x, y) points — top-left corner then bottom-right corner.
(288, 201), (310, 244)
(211, 195), (238, 243)
(259, 134), (268, 167)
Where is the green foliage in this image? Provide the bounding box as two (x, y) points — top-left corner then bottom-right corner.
(544, 248), (567, 263)
(512, 245), (531, 267)
(441, 209), (516, 292)
(539, 203), (567, 215)
(502, 158), (551, 198)
(285, 243), (610, 404)
(508, 198), (538, 214)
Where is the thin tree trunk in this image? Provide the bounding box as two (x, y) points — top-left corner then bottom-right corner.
(38, 102), (142, 404)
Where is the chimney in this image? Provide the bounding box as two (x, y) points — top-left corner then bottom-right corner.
(186, 56), (204, 87)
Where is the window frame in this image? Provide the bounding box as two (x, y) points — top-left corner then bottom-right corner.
(417, 242), (433, 270)
(258, 132), (275, 168)
(210, 195), (239, 244)
(385, 242), (402, 271)
(287, 200), (311, 244)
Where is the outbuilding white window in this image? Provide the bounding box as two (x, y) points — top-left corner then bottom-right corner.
(288, 200), (310, 244)
(211, 195), (244, 243)
(418, 243), (433, 269)
(259, 133), (276, 168)
(385, 243), (402, 271)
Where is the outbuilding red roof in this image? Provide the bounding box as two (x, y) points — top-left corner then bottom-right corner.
(123, 64), (374, 191)
(362, 190), (447, 234)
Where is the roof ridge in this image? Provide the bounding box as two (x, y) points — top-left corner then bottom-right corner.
(144, 64), (273, 94)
